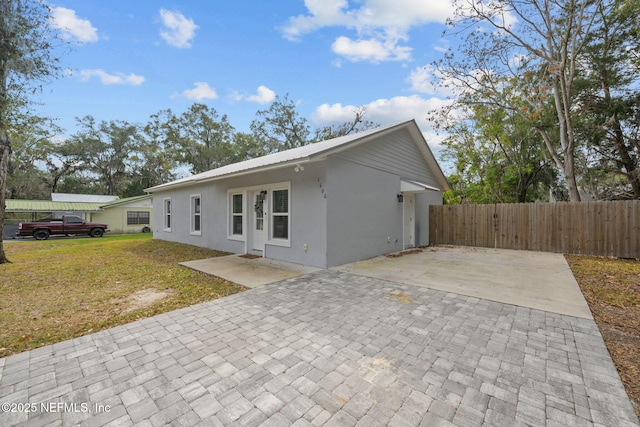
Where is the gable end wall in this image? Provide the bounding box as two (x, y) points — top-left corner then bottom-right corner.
(333, 128), (439, 188)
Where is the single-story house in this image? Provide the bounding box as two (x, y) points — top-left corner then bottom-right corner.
(91, 195), (154, 234)
(146, 120), (450, 268)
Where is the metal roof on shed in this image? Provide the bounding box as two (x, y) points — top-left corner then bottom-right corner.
(5, 200), (105, 213)
(51, 193), (119, 203)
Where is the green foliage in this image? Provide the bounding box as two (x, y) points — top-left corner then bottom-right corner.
(434, 0), (640, 202)
(250, 94), (311, 152)
(1, 0), (64, 263)
(436, 76), (556, 204)
(171, 103), (236, 174)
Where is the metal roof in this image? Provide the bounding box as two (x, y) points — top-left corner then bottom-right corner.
(401, 179), (440, 192)
(51, 193), (119, 203)
(147, 120), (448, 193)
(100, 194), (152, 208)
(5, 200), (105, 213)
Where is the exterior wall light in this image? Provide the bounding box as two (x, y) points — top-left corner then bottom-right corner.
(397, 193), (404, 202)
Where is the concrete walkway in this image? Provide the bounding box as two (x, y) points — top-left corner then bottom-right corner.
(180, 255), (321, 289)
(0, 251), (638, 426)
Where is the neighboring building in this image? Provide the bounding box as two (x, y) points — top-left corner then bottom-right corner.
(5, 200), (104, 222)
(146, 120), (450, 268)
(5, 194), (153, 236)
(91, 195), (153, 234)
(51, 193), (119, 219)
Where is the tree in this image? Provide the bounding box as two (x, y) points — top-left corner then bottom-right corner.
(313, 107), (378, 141)
(7, 115), (62, 199)
(124, 113), (178, 196)
(576, 0), (640, 199)
(64, 116), (139, 195)
(250, 94), (311, 152)
(174, 104), (235, 174)
(229, 132), (266, 163)
(148, 104), (236, 175)
(0, 0), (62, 263)
(437, 96), (555, 203)
(437, 0), (602, 201)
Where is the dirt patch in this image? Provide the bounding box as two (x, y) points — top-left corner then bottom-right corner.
(117, 288), (174, 314)
(566, 255), (640, 418)
(385, 246), (429, 258)
(390, 291), (414, 303)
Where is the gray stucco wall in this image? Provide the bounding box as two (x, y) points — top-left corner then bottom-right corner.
(325, 156), (403, 267)
(152, 161), (329, 268)
(333, 127), (440, 188)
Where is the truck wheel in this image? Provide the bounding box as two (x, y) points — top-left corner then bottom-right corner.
(142, 226), (151, 233)
(33, 229), (50, 240)
(90, 228), (104, 238)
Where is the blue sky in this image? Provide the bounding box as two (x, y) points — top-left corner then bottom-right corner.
(42, 0), (457, 158)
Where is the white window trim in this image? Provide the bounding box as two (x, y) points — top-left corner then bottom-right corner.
(227, 182), (291, 248)
(267, 185), (291, 247)
(163, 197), (172, 232)
(190, 194), (202, 236)
(227, 191), (245, 241)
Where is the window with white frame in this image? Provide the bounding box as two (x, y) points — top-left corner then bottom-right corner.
(271, 188), (289, 240)
(163, 198), (171, 231)
(191, 195), (201, 235)
(230, 193), (243, 237)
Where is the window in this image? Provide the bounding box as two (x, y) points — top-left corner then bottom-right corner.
(271, 189), (289, 240)
(164, 198), (171, 231)
(127, 211), (150, 225)
(231, 193), (243, 236)
(191, 195), (201, 235)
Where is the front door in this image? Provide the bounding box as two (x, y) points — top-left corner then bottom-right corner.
(403, 193), (415, 249)
(252, 191), (266, 251)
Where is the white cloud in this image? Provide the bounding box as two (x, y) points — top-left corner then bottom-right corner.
(50, 7), (98, 43)
(231, 86), (277, 104)
(77, 69), (145, 85)
(246, 86), (277, 104)
(159, 9), (198, 48)
(312, 95), (452, 145)
(407, 64), (459, 98)
(408, 65), (437, 94)
(182, 82), (218, 101)
(282, 0), (455, 62)
(282, 0), (352, 41)
(332, 36), (412, 63)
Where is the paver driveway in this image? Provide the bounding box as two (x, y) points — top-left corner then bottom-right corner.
(0, 270), (638, 426)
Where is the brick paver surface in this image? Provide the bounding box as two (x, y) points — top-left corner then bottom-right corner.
(0, 270), (638, 426)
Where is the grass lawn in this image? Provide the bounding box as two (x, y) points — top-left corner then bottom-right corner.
(566, 255), (640, 418)
(0, 234), (243, 358)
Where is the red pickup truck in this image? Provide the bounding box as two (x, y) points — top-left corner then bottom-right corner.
(17, 216), (109, 240)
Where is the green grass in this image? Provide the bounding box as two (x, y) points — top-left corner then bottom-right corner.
(0, 235), (243, 357)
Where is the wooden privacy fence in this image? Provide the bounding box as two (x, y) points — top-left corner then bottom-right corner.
(429, 200), (640, 258)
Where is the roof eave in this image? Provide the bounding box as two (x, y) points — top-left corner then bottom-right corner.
(146, 156), (323, 193)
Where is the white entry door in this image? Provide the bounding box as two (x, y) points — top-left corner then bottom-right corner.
(252, 191), (266, 251)
(403, 193), (415, 249)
